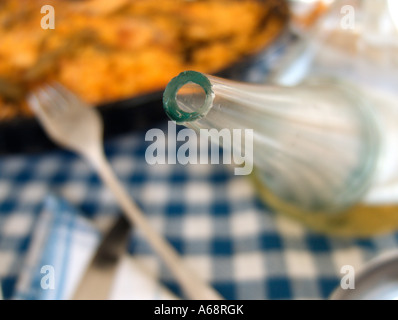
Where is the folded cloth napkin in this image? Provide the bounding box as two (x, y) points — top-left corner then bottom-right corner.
(12, 193), (177, 300)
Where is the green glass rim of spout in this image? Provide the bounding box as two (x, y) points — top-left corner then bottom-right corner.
(163, 70), (214, 123)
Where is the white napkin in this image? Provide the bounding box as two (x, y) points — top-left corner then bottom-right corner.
(109, 255), (178, 300)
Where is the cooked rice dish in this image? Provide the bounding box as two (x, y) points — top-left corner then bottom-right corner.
(0, 0), (287, 120)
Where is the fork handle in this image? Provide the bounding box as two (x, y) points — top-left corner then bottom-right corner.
(88, 151), (223, 300)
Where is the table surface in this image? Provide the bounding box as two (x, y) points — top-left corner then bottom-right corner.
(1, 123), (398, 300)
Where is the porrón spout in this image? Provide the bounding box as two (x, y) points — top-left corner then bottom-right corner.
(163, 71), (381, 214)
(163, 70), (214, 124)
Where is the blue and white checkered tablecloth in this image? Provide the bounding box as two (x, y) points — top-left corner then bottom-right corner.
(1, 122), (398, 300)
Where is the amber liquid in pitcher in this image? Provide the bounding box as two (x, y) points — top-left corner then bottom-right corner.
(253, 86), (398, 238)
(253, 175), (398, 237)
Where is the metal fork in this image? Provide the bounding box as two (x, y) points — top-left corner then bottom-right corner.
(28, 84), (223, 300)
